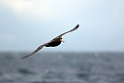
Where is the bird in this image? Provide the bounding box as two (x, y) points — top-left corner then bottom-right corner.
(21, 24), (79, 59)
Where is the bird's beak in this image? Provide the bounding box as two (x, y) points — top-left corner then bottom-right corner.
(61, 39), (65, 42)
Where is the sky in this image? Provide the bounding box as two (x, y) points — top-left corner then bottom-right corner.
(0, 0), (124, 52)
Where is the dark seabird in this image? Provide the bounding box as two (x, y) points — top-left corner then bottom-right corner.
(21, 24), (79, 59)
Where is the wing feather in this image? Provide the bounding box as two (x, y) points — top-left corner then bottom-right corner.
(21, 43), (47, 59)
(57, 24), (79, 38)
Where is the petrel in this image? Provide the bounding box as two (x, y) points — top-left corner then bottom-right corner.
(21, 24), (79, 59)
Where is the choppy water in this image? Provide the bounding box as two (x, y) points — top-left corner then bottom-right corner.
(0, 52), (124, 83)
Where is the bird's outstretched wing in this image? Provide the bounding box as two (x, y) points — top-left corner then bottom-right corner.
(21, 43), (47, 59)
(56, 24), (79, 38)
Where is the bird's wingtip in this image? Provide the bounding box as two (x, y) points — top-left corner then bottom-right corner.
(75, 24), (79, 29)
(77, 24), (79, 26)
(20, 56), (28, 59)
(20, 57), (25, 59)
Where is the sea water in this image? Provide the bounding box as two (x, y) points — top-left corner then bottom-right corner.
(0, 52), (124, 83)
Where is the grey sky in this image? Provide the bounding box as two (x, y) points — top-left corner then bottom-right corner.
(0, 0), (124, 52)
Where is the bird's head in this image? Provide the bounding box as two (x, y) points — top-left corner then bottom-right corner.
(60, 38), (65, 43)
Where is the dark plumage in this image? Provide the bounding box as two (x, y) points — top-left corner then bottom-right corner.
(45, 38), (62, 47)
(21, 24), (79, 59)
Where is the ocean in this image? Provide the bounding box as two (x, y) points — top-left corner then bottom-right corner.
(0, 52), (124, 83)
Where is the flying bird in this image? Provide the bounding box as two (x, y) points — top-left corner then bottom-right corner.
(21, 24), (79, 59)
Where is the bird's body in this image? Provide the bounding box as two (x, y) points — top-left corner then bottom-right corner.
(21, 24), (79, 59)
(46, 41), (61, 47)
